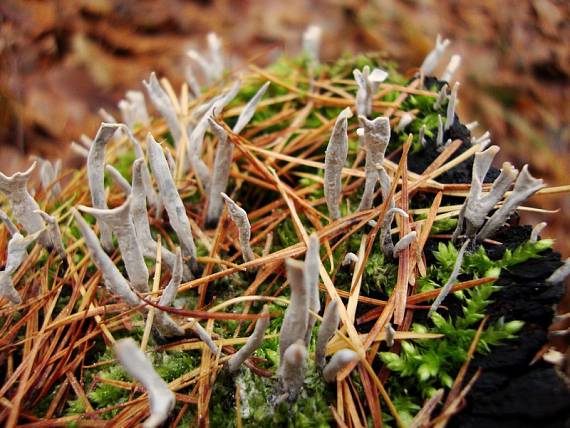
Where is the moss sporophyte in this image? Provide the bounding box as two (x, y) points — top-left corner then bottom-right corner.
(1, 29), (568, 428)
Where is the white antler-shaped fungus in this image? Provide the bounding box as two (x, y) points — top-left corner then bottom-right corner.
(315, 300), (339, 368)
(429, 239), (469, 316)
(206, 82), (270, 225)
(476, 165), (544, 242)
(441, 54), (462, 82)
(226, 305), (270, 374)
(323, 349), (359, 383)
(154, 249), (185, 338)
(530, 222), (547, 243)
(147, 134), (198, 270)
(353, 66), (388, 118)
(357, 115), (391, 211)
(278, 340), (307, 402)
(35, 210), (66, 260)
(79, 197), (149, 293)
(0, 231), (39, 304)
(420, 34), (451, 75)
(433, 84), (448, 110)
(380, 207), (408, 257)
(393, 231), (417, 257)
(220, 193), (255, 263)
(452, 146), (518, 243)
(444, 82), (459, 131)
(0, 209), (19, 237)
(279, 259), (309, 360)
(547, 259), (570, 284)
(396, 113), (414, 132)
(304, 233), (321, 345)
(143, 72), (181, 144)
(188, 318), (219, 354)
(114, 338), (175, 428)
(324, 107), (352, 220)
(302, 25), (322, 64)
(119, 90), (150, 130)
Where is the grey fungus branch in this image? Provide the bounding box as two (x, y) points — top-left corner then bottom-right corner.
(114, 338), (175, 428)
(221, 193), (255, 263)
(147, 134), (198, 270)
(547, 259), (570, 284)
(35, 210), (66, 261)
(278, 340), (307, 402)
(353, 66), (388, 118)
(143, 72), (181, 144)
(226, 305), (270, 374)
(324, 107), (352, 220)
(530, 222), (547, 243)
(420, 34), (451, 76)
(323, 349), (359, 383)
(357, 115), (391, 211)
(0, 231), (39, 304)
(315, 300), (340, 368)
(304, 233), (321, 345)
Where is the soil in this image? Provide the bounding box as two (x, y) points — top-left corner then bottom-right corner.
(448, 226), (570, 427)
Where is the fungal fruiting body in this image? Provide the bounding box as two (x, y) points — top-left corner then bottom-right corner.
(221, 193), (255, 263)
(323, 349), (359, 383)
(315, 300), (340, 368)
(303, 233), (321, 345)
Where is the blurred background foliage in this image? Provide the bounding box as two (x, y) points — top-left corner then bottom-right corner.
(0, 0), (568, 254)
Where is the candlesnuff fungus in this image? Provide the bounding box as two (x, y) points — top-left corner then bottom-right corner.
(357, 115), (391, 211)
(385, 323), (396, 347)
(436, 115), (444, 148)
(72, 209), (141, 307)
(324, 107), (352, 220)
(220, 193), (255, 263)
(466, 121), (479, 131)
(226, 305), (270, 374)
(147, 134), (198, 270)
(105, 165), (132, 194)
(473, 130), (491, 149)
(154, 249), (185, 338)
(184, 66), (201, 98)
(187, 32), (225, 84)
(278, 340), (308, 402)
(380, 207), (408, 258)
(0, 209), (19, 236)
(323, 349), (359, 383)
(420, 34), (451, 75)
(0, 163), (52, 249)
(433, 84), (448, 110)
(0, 231), (40, 304)
(143, 72), (181, 143)
(547, 259), (570, 284)
(428, 239), (470, 316)
(302, 25), (322, 64)
(452, 146), (518, 243)
(131, 159), (188, 279)
(441, 54), (462, 83)
(35, 210), (66, 261)
(32, 156), (62, 197)
(530, 222), (548, 243)
(279, 259), (309, 360)
(114, 338), (175, 428)
(393, 231), (417, 257)
(444, 82), (459, 130)
(206, 81), (270, 225)
(353, 66), (388, 118)
(118, 90), (150, 130)
(342, 252), (358, 268)
(188, 318), (219, 354)
(395, 112), (414, 132)
(304, 233), (321, 345)
(186, 80), (241, 185)
(315, 300), (339, 368)
(87, 122), (123, 252)
(475, 165), (545, 242)
(418, 125), (426, 147)
(79, 197), (150, 293)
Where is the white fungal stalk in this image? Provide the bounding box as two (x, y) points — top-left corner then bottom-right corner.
(380, 207), (408, 257)
(393, 231), (417, 257)
(385, 323), (396, 347)
(476, 165), (544, 242)
(206, 82), (270, 225)
(0, 209), (18, 236)
(0, 163), (52, 249)
(79, 197), (149, 293)
(186, 81), (241, 184)
(278, 340), (307, 401)
(72, 209), (141, 307)
(452, 146), (518, 243)
(304, 233), (321, 345)
(395, 112), (414, 132)
(0, 231), (39, 304)
(418, 125), (426, 147)
(32, 156), (62, 197)
(433, 84), (448, 110)
(187, 32), (225, 84)
(279, 259), (309, 360)
(188, 318), (219, 354)
(106, 165), (132, 194)
(445, 82), (459, 131)
(353, 66), (388, 118)
(154, 249), (185, 338)
(302, 25), (322, 64)
(357, 115), (391, 211)
(324, 107), (352, 220)
(420, 34), (451, 75)
(147, 134), (198, 270)
(441, 54), (462, 82)
(130, 159), (187, 279)
(530, 222), (547, 243)
(323, 349), (359, 383)
(429, 239), (469, 316)
(226, 305), (270, 374)
(35, 210), (66, 260)
(114, 338), (175, 428)
(87, 122), (123, 252)
(547, 259), (570, 284)
(118, 90), (149, 130)
(315, 300), (339, 368)
(143, 72), (181, 144)
(220, 193), (255, 263)
(436, 114), (444, 148)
